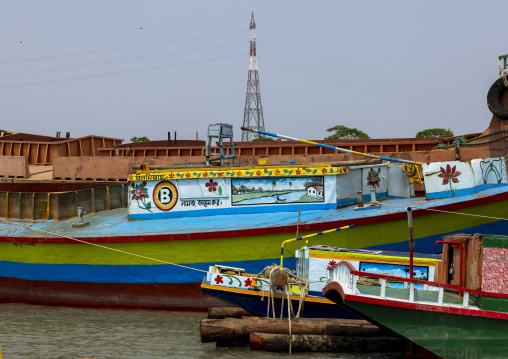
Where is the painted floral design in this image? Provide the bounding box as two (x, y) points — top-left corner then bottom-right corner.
(327, 260), (337, 270)
(130, 181), (152, 212)
(244, 278), (252, 287)
(482, 247), (508, 294)
(214, 275), (223, 284)
(204, 178), (223, 196)
(367, 168), (381, 188)
(276, 286), (284, 291)
(205, 179), (218, 192)
(438, 164), (461, 191)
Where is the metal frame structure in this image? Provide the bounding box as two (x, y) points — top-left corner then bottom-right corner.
(241, 13), (265, 142)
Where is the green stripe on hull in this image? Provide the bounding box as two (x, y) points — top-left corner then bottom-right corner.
(1, 199), (505, 265)
(483, 235), (508, 249)
(349, 301), (508, 359)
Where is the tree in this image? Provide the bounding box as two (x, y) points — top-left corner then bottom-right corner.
(415, 128), (454, 138)
(130, 136), (150, 142)
(325, 125), (370, 140)
(252, 135), (274, 141)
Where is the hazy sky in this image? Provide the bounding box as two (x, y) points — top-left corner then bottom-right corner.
(0, 1), (505, 143)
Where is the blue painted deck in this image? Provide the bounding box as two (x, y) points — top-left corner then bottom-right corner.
(0, 186), (506, 239)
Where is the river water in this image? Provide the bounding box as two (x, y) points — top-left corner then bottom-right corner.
(0, 303), (403, 359)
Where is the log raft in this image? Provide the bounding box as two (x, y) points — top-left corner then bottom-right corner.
(201, 310), (407, 353)
(250, 332), (407, 353)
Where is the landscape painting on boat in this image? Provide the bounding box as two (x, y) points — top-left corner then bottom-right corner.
(231, 176), (324, 205)
(359, 262), (429, 289)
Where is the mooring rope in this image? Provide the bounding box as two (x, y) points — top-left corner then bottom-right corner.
(0, 217), (208, 273)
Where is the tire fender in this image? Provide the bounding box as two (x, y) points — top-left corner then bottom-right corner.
(487, 76), (508, 120)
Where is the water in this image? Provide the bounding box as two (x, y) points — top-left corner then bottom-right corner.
(0, 303), (404, 359)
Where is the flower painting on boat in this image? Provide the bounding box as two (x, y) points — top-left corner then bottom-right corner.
(130, 181), (153, 212)
(438, 164), (461, 187)
(367, 168), (381, 188)
(231, 176), (324, 205)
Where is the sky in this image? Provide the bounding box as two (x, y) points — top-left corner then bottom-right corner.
(0, 1), (505, 143)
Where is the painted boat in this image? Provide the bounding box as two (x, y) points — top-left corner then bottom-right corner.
(323, 233), (508, 359)
(0, 143), (507, 309)
(201, 244), (440, 318)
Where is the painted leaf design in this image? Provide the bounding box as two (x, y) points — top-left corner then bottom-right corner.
(218, 186), (223, 196)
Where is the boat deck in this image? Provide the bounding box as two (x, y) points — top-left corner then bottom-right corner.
(0, 186), (506, 243)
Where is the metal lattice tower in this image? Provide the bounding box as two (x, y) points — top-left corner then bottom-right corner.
(241, 12), (265, 142)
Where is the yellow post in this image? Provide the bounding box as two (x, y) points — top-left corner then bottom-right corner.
(106, 186), (111, 210)
(46, 193), (50, 220)
(280, 225), (354, 267)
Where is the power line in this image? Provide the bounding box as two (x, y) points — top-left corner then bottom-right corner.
(260, 55), (484, 132)
(0, 42), (245, 79)
(259, 42), (483, 128)
(257, 28), (487, 115)
(0, 30), (248, 65)
(0, 54), (245, 90)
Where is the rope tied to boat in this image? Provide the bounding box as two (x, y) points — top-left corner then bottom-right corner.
(258, 264), (308, 319)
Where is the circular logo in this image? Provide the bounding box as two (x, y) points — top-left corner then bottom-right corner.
(153, 181), (178, 211)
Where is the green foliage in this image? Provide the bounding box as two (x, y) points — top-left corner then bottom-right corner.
(325, 125), (370, 140)
(415, 128), (454, 138)
(252, 135), (274, 141)
(130, 136), (150, 142)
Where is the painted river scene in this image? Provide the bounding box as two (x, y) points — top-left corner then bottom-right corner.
(1, 2), (508, 359)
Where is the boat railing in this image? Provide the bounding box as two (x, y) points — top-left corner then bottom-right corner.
(328, 261), (508, 309)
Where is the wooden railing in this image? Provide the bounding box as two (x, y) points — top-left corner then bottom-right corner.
(0, 184), (128, 220)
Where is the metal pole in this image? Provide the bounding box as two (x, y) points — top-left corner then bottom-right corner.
(280, 224), (354, 267)
(241, 127), (422, 166)
(407, 207), (414, 280)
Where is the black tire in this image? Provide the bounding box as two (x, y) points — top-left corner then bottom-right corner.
(487, 77), (508, 120)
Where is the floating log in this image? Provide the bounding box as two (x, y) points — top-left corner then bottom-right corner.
(207, 306), (256, 319)
(250, 333), (407, 353)
(200, 317), (387, 343)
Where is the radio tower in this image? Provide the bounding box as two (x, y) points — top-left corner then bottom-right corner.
(241, 12), (265, 142)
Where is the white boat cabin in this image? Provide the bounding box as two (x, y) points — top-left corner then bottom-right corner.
(127, 157), (507, 220)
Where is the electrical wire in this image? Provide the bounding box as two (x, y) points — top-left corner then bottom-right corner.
(0, 53), (246, 90)
(258, 38), (486, 123)
(0, 42), (245, 79)
(260, 55), (484, 131)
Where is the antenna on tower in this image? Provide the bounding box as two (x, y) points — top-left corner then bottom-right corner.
(242, 12), (265, 142)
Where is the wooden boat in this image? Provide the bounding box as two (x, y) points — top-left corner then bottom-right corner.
(0, 123), (507, 309)
(323, 233), (508, 359)
(201, 244), (440, 318)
